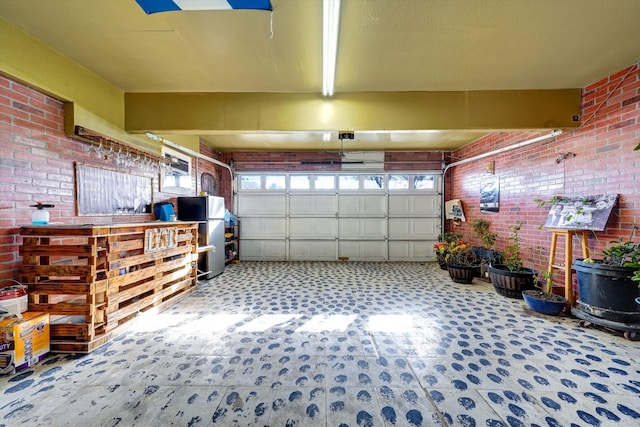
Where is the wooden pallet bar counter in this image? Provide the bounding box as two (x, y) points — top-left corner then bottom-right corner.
(19, 222), (198, 353)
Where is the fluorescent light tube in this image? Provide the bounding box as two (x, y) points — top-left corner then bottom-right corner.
(323, 0), (340, 96)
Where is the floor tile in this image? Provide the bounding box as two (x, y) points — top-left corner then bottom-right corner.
(1, 261), (639, 426)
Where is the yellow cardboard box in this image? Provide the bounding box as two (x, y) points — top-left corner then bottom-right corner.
(0, 312), (50, 375)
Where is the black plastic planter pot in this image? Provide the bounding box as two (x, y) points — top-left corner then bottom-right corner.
(436, 253), (448, 270)
(446, 264), (475, 284)
(573, 259), (640, 324)
(471, 247), (503, 264)
(488, 265), (537, 299)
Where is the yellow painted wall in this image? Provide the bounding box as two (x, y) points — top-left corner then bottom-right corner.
(0, 17), (199, 153)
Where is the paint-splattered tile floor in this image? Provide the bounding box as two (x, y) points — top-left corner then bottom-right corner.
(2, 262), (639, 426)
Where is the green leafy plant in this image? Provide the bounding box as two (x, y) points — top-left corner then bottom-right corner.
(530, 245), (554, 291)
(504, 222), (526, 272)
(472, 218), (497, 249)
(601, 240), (640, 267)
(437, 232), (463, 243)
(584, 224), (640, 287)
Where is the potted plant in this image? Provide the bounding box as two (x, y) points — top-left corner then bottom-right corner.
(573, 228), (640, 325)
(470, 218), (503, 281)
(444, 239), (477, 284)
(522, 270), (567, 316)
(434, 232), (463, 270)
(488, 223), (537, 298)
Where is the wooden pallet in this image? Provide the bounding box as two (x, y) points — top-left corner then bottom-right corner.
(19, 222), (198, 353)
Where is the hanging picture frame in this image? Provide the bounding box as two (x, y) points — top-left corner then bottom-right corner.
(480, 174), (499, 213)
(201, 172), (216, 195)
(160, 147), (194, 195)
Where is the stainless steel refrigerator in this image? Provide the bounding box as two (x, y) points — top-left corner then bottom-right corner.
(177, 196), (225, 278)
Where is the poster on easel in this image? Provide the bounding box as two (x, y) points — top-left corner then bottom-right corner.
(543, 194), (618, 231)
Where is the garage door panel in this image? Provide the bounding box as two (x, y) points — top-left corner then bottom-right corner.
(389, 194), (440, 215)
(338, 241), (386, 260)
(236, 172), (442, 262)
(338, 195), (386, 216)
(389, 241), (431, 261)
(238, 195), (286, 216)
(241, 239), (286, 261)
(290, 195), (337, 215)
(388, 218), (439, 239)
(339, 218), (386, 238)
(289, 240), (335, 260)
(241, 218), (286, 238)
(290, 218), (337, 238)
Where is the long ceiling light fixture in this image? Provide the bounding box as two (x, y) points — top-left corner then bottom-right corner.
(323, 0), (341, 96)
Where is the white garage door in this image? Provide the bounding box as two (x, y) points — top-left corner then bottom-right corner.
(236, 173), (442, 261)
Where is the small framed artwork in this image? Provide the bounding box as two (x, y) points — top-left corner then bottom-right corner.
(445, 199), (466, 222)
(480, 174), (499, 213)
(160, 147), (194, 195)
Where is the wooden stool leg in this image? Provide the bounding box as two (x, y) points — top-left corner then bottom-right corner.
(579, 232), (590, 259)
(547, 232), (559, 292)
(564, 231), (573, 305)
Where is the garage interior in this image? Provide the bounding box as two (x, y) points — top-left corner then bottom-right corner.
(1, 1), (640, 425)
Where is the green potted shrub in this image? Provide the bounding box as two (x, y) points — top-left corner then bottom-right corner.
(444, 239), (477, 284)
(573, 229), (640, 325)
(471, 218), (503, 281)
(488, 222), (537, 298)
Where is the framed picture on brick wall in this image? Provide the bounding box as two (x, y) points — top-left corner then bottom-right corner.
(480, 174), (499, 213)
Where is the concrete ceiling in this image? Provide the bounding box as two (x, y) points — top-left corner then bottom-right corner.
(2, 0), (640, 152)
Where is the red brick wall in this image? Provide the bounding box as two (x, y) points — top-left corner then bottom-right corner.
(0, 77), (183, 284)
(449, 64), (640, 281)
(231, 151), (342, 172)
(197, 142), (234, 210)
(230, 150), (445, 172)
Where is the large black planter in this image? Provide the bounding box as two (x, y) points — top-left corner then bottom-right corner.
(488, 265), (537, 299)
(446, 264), (475, 284)
(573, 259), (640, 324)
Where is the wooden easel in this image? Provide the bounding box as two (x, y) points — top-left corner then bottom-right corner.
(547, 229), (590, 305)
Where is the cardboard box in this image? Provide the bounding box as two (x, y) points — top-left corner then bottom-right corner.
(0, 312), (50, 375)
